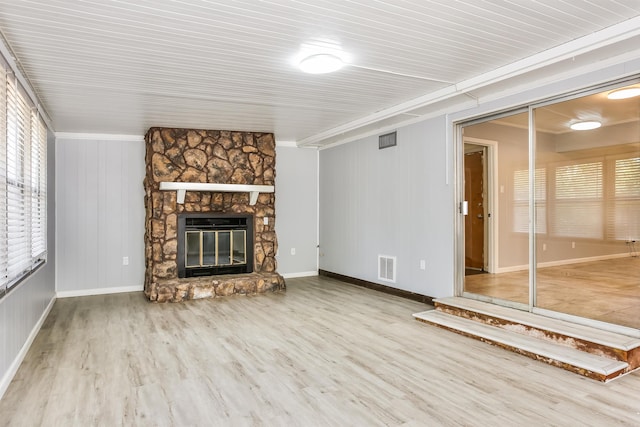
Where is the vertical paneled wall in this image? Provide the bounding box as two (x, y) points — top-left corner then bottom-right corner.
(275, 146), (318, 276)
(319, 116), (454, 298)
(56, 136), (145, 294)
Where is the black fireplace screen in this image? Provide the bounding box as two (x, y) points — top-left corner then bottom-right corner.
(177, 213), (253, 278)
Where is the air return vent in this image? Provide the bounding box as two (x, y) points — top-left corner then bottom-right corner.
(378, 255), (396, 283)
(378, 131), (397, 149)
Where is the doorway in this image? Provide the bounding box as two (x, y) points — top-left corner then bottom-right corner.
(464, 146), (485, 274)
(463, 137), (497, 278)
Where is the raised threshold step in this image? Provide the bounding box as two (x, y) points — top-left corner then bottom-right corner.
(413, 310), (629, 382)
(434, 297), (640, 365)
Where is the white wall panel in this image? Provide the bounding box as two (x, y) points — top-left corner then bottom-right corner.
(319, 117), (454, 298)
(275, 146), (318, 276)
(56, 136), (145, 294)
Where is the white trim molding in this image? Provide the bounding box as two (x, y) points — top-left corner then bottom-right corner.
(275, 140), (298, 148)
(281, 271), (318, 279)
(55, 132), (144, 141)
(56, 285), (143, 298)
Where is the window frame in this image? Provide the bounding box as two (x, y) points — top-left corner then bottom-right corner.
(0, 66), (48, 299)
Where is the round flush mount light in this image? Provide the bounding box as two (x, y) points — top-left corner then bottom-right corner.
(607, 87), (640, 100)
(570, 120), (602, 131)
(299, 53), (344, 74)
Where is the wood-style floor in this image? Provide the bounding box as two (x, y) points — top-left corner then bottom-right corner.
(465, 256), (640, 329)
(2, 275), (640, 426)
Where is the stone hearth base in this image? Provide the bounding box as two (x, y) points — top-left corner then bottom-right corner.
(146, 272), (285, 303)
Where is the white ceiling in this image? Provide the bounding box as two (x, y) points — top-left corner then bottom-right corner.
(1, 0), (639, 147)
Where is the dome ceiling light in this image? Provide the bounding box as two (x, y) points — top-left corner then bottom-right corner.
(570, 120), (602, 131)
(298, 53), (344, 74)
(607, 87), (640, 99)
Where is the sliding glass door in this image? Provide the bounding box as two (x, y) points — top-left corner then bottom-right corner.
(462, 111), (531, 307)
(460, 81), (640, 330)
(533, 86), (640, 328)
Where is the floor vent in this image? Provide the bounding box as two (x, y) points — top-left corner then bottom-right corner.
(378, 255), (396, 282)
(379, 131), (397, 149)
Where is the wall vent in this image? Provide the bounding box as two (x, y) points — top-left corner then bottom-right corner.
(378, 131), (397, 149)
(378, 255), (396, 283)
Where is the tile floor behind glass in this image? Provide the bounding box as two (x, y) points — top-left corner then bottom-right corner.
(465, 257), (640, 329)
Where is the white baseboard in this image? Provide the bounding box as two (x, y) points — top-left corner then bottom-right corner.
(281, 271), (318, 279)
(56, 285), (143, 298)
(495, 252), (631, 274)
(494, 264), (529, 274)
(0, 295), (56, 400)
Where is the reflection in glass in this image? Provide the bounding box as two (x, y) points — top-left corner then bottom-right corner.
(185, 231), (200, 267)
(202, 232), (216, 265)
(233, 230), (246, 264)
(218, 231), (231, 265)
(534, 85), (640, 328)
(461, 83), (640, 329)
(462, 111), (530, 305)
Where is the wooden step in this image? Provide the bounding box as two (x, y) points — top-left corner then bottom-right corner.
(413, 310), (629, 382)
(433, 297), (640, 368)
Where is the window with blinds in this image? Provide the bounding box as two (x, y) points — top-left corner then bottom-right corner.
(515, 154), (639, 242)
(552, 161), (603, 239)
(0, 63), (47, 297)
(513, 168), (546, 233)
(609, 156), (640, 241)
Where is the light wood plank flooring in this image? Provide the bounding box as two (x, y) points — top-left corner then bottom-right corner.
(2, 275), (640, 426)
(465, 256), (640, 329)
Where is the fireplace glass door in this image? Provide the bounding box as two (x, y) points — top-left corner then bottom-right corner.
(185, 230), (247, 268)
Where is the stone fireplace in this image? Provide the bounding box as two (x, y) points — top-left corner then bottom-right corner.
(143, 127), (285, 302)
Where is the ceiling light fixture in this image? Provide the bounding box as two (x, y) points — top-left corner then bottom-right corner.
(607, 87), (640, 99)
(570, 121), (601, 131)
(299, 53), (344, 74)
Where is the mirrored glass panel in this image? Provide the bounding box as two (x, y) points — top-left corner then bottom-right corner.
(202, 231), (216, 266)
(218, 231), (231, 265)
(534, 84), (640, 328)
(232, 230), (246, 264)
(185, 231), (201, 267)
(462, 111), (530, 305)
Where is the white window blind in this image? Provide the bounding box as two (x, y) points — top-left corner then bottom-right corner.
(513, 168), (546, 233)
(0, 64), (6, 293)
(30, 111), (47, 259)
(0, 67), (47, 296)
(552, 161), (603, 239)
(609, 156), (640, 241)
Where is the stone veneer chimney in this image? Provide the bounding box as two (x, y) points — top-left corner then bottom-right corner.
(143, 127), (285, 302)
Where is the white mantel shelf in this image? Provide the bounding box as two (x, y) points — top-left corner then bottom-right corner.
(159, 182), (274, 205)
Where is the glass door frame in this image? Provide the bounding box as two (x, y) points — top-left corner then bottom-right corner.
(454, 77), (640, 337)
(455, 107), (531, 312)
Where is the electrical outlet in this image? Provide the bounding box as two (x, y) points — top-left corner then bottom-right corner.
(419, 260), (426, 270)
(571, 241), (576, 249)
(123, 256), (129, 266)
(291, 248), (296, 255)
(542, 244), (547, 251)
(263, 217), (269, 225)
